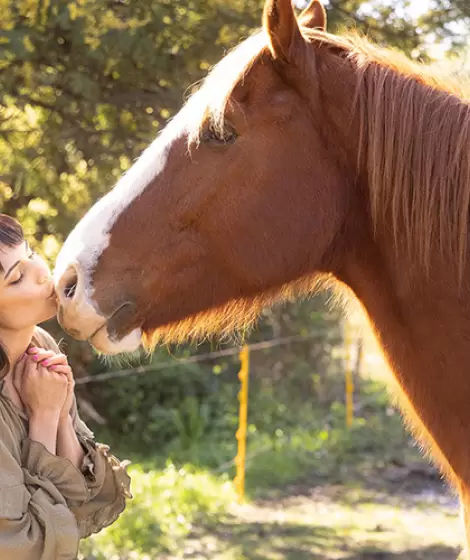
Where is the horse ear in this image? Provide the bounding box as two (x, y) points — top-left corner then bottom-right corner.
(263, 0), (304, 63)
(299, 0), (327, 31)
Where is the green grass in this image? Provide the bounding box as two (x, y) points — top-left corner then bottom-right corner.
(78, 463), (236, 558)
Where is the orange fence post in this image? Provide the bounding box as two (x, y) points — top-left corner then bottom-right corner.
(344, 324), (354, 428)
(234, 345), (250, 503)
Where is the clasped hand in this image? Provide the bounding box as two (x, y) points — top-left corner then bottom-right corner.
(10, 348), (75, 422)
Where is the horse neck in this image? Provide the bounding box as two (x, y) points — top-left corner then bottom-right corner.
(339, 244), (470, 485)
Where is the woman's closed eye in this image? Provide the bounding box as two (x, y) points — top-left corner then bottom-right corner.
(10, 270), (24, 285)
(10, 251), (36, 286)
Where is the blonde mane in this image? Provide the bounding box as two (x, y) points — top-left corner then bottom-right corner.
(184, 31), (266, 146)
(324, 31), (470, 278)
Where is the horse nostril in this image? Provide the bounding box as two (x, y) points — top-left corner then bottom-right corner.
(64, 276), (78, 300)
(57, 264), (81, 302)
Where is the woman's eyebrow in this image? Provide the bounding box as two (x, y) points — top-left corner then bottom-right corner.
(3, 242), (28, 279)
(4, 260), (20, 280)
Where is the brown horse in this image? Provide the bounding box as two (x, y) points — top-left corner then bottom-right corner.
(54, 0), (470, 551)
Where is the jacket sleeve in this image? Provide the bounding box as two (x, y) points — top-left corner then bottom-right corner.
(0, 429), (81, 560)
(31, 327), (132, 538)
(66, 398), (132, 538)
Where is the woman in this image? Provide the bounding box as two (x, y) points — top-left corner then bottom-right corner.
(0, 214), (131, 559)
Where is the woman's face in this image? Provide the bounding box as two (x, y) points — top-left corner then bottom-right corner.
(0, 241), (57, 331)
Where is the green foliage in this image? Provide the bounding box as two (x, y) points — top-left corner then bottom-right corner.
(80, 295), (342, 457)
(92, 348), (418, 495)
(173, 395), (212, 450)
(0, 0), (263, 258)
(87, 351), (235, 456)
(78, 462), (236, 558)
(421, 0), (470, 53)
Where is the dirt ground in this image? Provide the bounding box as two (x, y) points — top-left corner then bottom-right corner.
(177, 467), (462, 560)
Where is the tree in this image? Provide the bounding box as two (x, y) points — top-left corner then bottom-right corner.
(326, 0), (426, 57)
(421, 0), (470, 53)
(0, 0), (263, 255)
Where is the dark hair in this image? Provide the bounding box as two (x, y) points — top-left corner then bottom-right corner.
(0, 213), (24, 257)
(0, 215), (25, 377)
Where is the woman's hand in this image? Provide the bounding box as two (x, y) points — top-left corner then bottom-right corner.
(26, 350), (86, 468)
(13, 354), (68, 455)
(27, 347), (75, 423)
(14, 354), (68, 420)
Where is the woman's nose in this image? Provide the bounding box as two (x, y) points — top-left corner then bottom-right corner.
(35, 263), (52, 284)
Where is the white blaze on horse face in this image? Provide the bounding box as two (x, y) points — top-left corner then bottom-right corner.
(54, 31), (267, 352)
(54, 115), (184, 292)
(55, 31), (267, 299)
(53, 105), (191, 352)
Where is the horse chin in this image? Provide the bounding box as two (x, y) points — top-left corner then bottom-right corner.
(140, 296), (279, 351)
(90, 324), (143, 355)
(140, 278), (331, 351)
(109, 276), (330, 353)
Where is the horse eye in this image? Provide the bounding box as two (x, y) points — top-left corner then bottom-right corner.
(201, 122), (237, 146)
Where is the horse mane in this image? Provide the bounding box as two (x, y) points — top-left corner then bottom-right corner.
(322, 31), (470, 279)
(184, 31), (266, 146)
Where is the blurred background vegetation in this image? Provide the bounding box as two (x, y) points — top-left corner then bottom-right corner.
(1, 1), (469, 558)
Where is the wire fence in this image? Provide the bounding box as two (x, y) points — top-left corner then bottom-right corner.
(76, 330), (343, 385)
(75, 325), (365, 487)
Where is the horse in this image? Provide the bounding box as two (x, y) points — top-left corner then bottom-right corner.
(54, 0), (470, 552)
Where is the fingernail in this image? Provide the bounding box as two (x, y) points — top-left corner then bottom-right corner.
(32, 355), (40, 361)
(42, 360), (50, 366)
